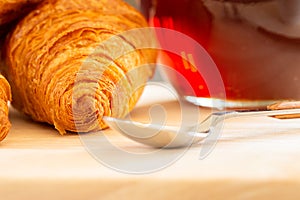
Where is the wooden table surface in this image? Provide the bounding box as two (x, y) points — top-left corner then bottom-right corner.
(1, 84), (300, 200)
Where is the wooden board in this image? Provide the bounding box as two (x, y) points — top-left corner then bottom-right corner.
(1, 84), (300, 200)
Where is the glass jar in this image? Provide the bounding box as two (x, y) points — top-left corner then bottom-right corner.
(135, 0), (300, 108)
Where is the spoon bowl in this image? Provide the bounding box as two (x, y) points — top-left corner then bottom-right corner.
(103, 106), (300, 148)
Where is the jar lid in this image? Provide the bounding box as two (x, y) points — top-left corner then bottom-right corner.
(205, 0), (300, 38)
(238, 0), (300, 38)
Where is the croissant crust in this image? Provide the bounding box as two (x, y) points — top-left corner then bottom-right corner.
(0, 75), (11, 141)
(5, 0), (157, 134)
(0, 0), (43, 36)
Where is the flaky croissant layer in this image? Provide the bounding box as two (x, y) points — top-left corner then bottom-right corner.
(0, 0), (43, 37)
(4, 0), (157, 134)
(0, 75), (11, 141)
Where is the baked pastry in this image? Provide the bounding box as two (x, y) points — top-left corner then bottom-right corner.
(4, 0), (156, 134)
(0, 74), (11, 141)
(0, 0), (43, 36)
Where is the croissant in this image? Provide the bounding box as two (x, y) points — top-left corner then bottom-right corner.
(4, 0), (157, 134)
(0, 0), (43, 37)
(0, 74), (11, 141)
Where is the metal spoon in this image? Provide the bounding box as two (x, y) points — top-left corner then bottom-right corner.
(103, 106), (300, 148)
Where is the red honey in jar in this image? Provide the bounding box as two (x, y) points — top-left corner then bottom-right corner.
(141, 0), (300, 108)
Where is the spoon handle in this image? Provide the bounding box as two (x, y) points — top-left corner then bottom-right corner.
(226, 101), (300, 120)
(267, 101), (300, 119)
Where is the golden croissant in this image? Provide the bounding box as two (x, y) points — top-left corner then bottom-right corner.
(0, 0), (43, 37)
(4, 0), (157, 134)
(0, 74), (11, 141)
